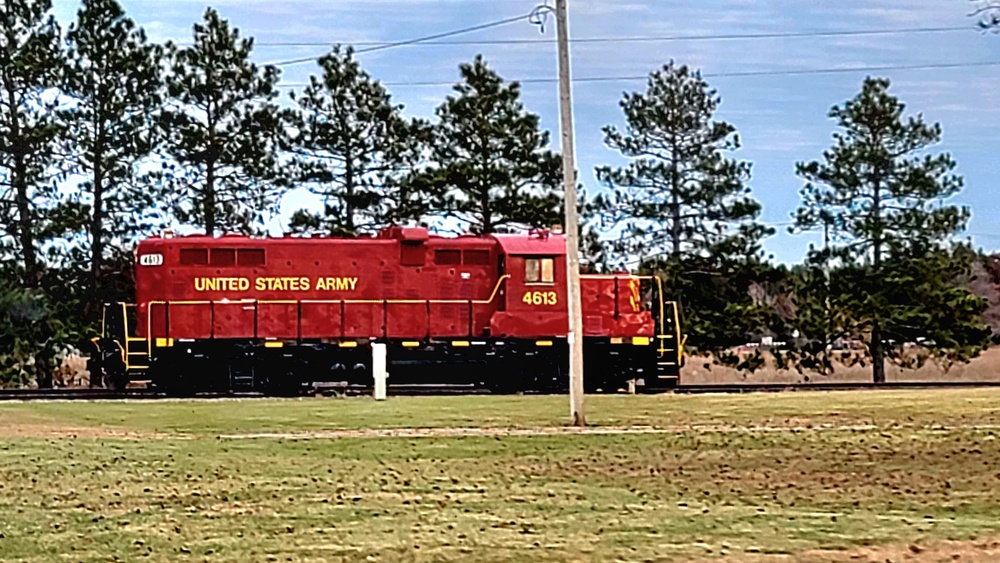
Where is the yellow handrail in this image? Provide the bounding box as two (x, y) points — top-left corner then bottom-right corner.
(144, 275), (512, 352)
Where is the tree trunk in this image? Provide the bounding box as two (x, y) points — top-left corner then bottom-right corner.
(670, 188), (681, 258)
(205, 159), (216, 236)
(91, 114), (107, 302)
(871, 171), (884, 385)
(344, 148), (355, 233)
(871, 321), (886, 384)
(670, 158), (681, 259)
(481, 185), (491, 234)
(7, 84), (38, 284)
(91, 161), (104, 300)
(13, 155), (37, 284)
(204, 97), (217, 236)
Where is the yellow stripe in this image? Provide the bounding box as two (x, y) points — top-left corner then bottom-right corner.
(610, 337), (623, 344)
(339, 341), (358, 348)
(264, 341), (283, 348)
(536, 340), (553, 347)
(451, 341), (471, 347)
(154, 338), (174, 348)
(402, 341), (421, 348)
(632, 336), (651, 346)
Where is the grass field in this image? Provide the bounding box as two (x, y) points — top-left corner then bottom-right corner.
(2, 391), (1000, 562)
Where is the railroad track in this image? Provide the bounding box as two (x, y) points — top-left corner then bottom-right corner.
(4, 380), (1000, 400)
(673, 381), (1000, 394)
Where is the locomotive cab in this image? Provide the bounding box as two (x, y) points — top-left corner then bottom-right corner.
(489, 232), (568, 338)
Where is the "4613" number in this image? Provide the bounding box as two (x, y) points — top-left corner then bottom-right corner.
(522, 291), (558, 306)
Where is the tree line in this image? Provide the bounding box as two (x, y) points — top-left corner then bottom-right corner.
(0, 0), (993, 386)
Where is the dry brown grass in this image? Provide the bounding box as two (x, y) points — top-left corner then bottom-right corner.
(727, 536), (1000, 562)
(683, 346), (1000, 385)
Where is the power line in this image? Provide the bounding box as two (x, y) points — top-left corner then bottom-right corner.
(266, 13), (530, 67)
(276, 60), (1000, 89)
(247, 25), (974, 49)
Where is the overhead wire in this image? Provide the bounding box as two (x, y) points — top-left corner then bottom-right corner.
(275, 60), (1000, 89)
(265, 13), (530, 67)
(250, 25), (974, 50)
(263, 24), (987, 67)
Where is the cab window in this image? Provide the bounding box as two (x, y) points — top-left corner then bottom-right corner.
(525, 257), (555, 284)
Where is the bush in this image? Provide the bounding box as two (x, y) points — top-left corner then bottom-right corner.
(0, 275), (85, 388)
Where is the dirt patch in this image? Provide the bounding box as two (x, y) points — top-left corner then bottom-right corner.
(0, 422), (165, 440)
(725, 536), (1000, 562)
(222, 422), (975, 440)
(217, 424), (844, 440)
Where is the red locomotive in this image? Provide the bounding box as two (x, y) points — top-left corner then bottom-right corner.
(93, 227), (683, 393)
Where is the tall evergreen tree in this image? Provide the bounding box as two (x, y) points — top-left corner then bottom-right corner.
(594, 61), (768, 261)
(162, 8), (284, 236)
(424, 55), (562, 234)
(0, 0), (62, 283)
(794, 77), (988, 383)
(64, 0), (164, 299)
(594, 61), (772, 355)
(287, 45), (430, 236)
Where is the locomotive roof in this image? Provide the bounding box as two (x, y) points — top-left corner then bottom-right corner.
(489, 233), (566, 256)
(139, 230), (566, 256)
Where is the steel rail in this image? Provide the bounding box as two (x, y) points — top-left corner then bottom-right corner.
(4, 380), (1000, 400)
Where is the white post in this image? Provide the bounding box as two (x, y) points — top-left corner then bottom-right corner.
(555, 0), (586, 426)
(372, 343), (387, 400)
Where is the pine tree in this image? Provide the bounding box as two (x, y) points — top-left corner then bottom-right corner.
(162, 8), (284, 236)
(0, 0), (62, 284)
(594, 61), (772, 355)
(595, 61), (769, 261)
(287, 46), (431, 236)
(64, 0), (164, 300)
(794, 77), (988, 383)
(424, 55), (562, 234)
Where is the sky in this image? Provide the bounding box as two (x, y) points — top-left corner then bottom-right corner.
(50, 0), (1000, 264)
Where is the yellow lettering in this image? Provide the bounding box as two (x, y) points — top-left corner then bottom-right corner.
(312, 277), (358, 291)
(255, 278), (265, 291)
(300, 277), (310, 291)
(194, 277), (251, 292)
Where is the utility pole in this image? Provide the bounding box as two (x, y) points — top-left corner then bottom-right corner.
(554, 0), (585, 426)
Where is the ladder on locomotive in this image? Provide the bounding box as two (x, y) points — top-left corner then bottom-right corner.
(650, 276), (685, 386)
(95, 303), (150, 383)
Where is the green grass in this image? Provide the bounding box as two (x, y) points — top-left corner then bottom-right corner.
(2, 390), (1000, 561)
